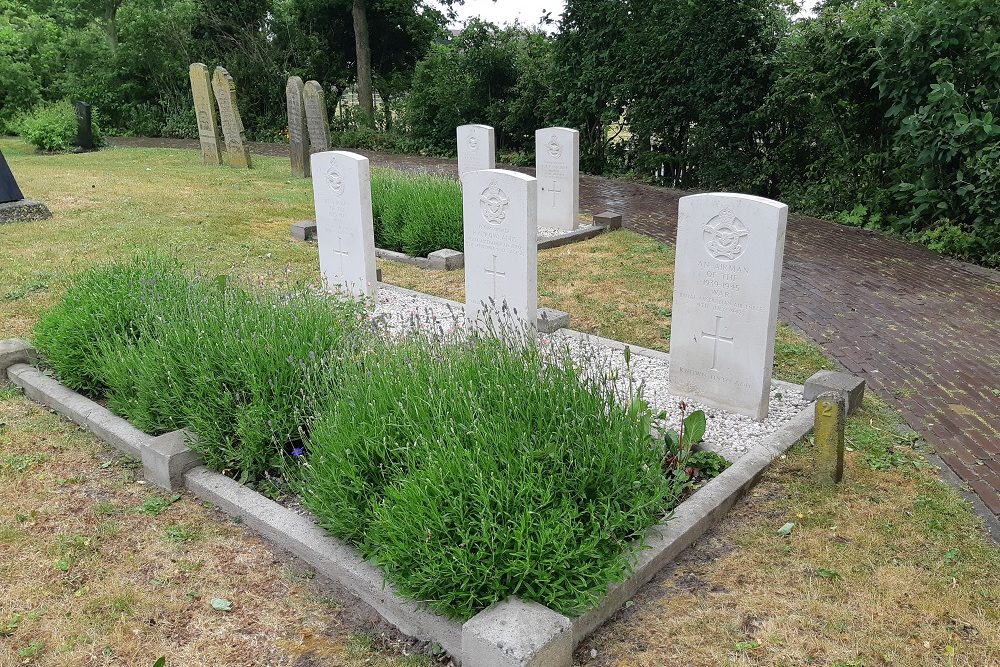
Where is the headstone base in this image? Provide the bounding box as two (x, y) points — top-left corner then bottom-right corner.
(0, 200), (52, 224)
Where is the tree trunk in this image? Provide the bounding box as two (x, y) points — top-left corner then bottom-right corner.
(352, 0), (375, 124)
(103, 3), (119, 53)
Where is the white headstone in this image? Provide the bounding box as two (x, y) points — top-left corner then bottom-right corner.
(535, 127), (579, 230)
(457, 124), (496, 178)
(668, 193), (788, 420)
(462, 169), (537, 326)
(311, 151), (378, 299)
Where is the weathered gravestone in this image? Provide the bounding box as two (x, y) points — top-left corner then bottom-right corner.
(462, 169), (537, 326)
(303, 81), (331, 154)
(0, 150), (52, 223)
(457, 125), (495, 178)
(211, 66), (252, 168)
(311, 150), (378, 299)
(188, 63), (223, 165)
(668, 193), (788, 419)
(535, 127), (579, 230)
(73, 102), (95, 151)
(286, 76), (310, 178)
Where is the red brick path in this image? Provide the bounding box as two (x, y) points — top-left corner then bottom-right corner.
(112, 138), (1000, 516)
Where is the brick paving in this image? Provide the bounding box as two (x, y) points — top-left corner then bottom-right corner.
(111, 138), (1000, 516)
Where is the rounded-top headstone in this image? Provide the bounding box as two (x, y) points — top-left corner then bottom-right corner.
(457, 124), (496, 178)
(535, 127), (580, 231)
(668, 192), (788, 420)
(462, 168), (537, 327)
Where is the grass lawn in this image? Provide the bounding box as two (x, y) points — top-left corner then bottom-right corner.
(1, 138), (997, 666)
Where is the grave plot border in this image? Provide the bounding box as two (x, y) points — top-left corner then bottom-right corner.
(291, 212), (623, 272)
(1, 335), (813, 667)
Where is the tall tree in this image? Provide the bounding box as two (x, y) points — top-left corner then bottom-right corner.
(352, 0), (373, 120)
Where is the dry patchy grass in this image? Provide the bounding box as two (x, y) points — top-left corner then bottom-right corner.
(0, 390), (433, 667)
(579, 397), (1000, 667)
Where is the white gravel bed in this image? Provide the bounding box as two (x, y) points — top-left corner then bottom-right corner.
(371, 284), (807, 463)
(537, 223), (596, 240)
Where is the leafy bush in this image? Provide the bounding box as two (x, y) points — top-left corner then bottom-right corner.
(295, 326), (692, 619)
(34, 258), (362, 480)
(18, 101), (79, 152)
(37, 259), (724, 620)
(371, 168), (463, 256)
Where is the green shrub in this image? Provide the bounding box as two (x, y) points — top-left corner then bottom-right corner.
(34, 259), (362, 480)
(18, 101), (79, 152)
(370, 168), (463, 256)
(37, 260), (723, 619)
(295, 327), (693, 619)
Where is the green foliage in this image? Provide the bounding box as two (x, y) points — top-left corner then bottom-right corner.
(294, 327), (688, 619)
(33, 258), (363, 481)
(877, 0), (1000, 267)
(405, 21), (554, 155)
(18, 100), (79, 152)
(38, 259), (708, 621)
(370, 168), (463, 256)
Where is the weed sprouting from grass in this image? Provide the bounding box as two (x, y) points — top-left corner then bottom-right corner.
(1, 453), (49, 474)
(163, 524), (202, 543)
(370, 168), (463, 256)
(137, 494), (180, 517)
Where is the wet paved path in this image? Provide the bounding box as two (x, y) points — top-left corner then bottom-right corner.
(111, 137), (1000, 517)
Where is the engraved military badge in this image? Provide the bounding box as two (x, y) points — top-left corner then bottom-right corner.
(480, 181), (509, 225)
(703, 208), (749, 261)
(546, 135), (562, 158)
(325, 162), (344, 196)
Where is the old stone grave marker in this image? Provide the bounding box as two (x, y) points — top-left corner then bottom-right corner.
(668, 193), (788, 419)
(462, 169), (537, 326)
(457, 124), (495, 178)
(286, 76), (310, 178)
(813, 392), (846, 486)
(189, 63), (223, 165)
(73, 102), (95, 151)
(304, 81), (331, 153)
(311, 150), (377, 299)
(211, 66), (252, 168)
(535, 127), (579, 230)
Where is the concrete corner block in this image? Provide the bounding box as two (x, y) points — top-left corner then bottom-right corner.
(804, 370), (866, 415)
(0, 338), (36, 374)
(462, 599), (572, 667)
(593, 211), (622, 230)
(427, 248), (465, 271)
(290, 220), (317, 241)
(376, 267), (382, 283)
(537, 308), (571, 334)
(142, 429), (201, 491)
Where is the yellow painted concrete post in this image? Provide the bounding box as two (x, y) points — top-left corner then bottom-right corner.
(814, 391), (846, 485)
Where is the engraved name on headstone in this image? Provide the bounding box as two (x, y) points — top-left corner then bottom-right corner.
(462, 168), (537, 326)
(535, 127), (579, 230)
(189, 63), (223, 165)
(668, 193), (788, 419)
(286, 76), (310, 178)
(211, 66), (252, 169)
(311, 150), (378, 299)
(457, 124), (496, 178)
(303, 81), (331, 154)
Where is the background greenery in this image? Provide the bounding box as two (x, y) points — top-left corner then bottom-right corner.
(2, 0), (997, 265)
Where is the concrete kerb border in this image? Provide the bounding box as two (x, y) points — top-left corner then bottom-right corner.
(291, 214), (619, 272)
(3, 338), (814, 666)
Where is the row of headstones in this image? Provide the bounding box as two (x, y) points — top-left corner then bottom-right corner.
(286, 76), (331, 178)
(312, 149), (788, 422)
(457, 124), (581, 232)
(189, 63), (252, 169)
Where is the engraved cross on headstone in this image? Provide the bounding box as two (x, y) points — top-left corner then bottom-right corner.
(547, 179), (562, 207)
(334, 236), (350, 277)
(701, 315), (734, 371)
(484, 254), (506, 299)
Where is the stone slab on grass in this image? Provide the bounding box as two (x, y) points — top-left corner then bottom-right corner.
(0, 199), (52, 224)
